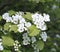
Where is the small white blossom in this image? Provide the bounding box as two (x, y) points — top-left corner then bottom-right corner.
(15, 48), (19, 51)
(40, 32), (47, 42)
(31, 36), (36, 43)
(6, 17), (12, 22)
(23, 40), (30, 45)
(25, 22), (31, 27)
(0, 42), (2, 45)
(43, 13), (50, 22)
(56, 34), (60, 38)
(17, 23), (25, 32)
(0, 45), (3, 51)
(22, 33), (30, 45)
(2, 13), (9, 20)
(19, 16), (26, 23)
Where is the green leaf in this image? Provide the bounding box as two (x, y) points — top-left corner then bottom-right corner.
(2, 36), (14, 46)
(3, 49), (11, 52)
(0, 16), (2, 21)
(4, 23), (11, 31)
(9, 25), (18, 32)
(23, 12), (32, 21)
(28, 25), (40, 36)
(36, 40), (44, 50)
(8, 10), (16, 16)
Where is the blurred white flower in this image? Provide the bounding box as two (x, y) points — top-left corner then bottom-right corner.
(22, 33), (30, 45)
(15, 48), (19, 51)
(25, 22), (31, 27)
(6, 17), (12, 22)
(12, 15), (19, 24)
(0, 45), (3, 51)
(19, 16), (26, 23)
(23, 40), (30, 45)
(56, 34), (60, 38)
(17, 23), (25, 32)
(31, 36), (36, 43)
(0, 42), (2, 45)
(2, 13), (9, 20)
(2, 13), (12, 22)
(43, 13), (50, 22)
(18, 27), (24, 32)
(40, 32), (47, 42)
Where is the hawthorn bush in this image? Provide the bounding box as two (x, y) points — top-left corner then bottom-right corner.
(0, 0), (60, 52)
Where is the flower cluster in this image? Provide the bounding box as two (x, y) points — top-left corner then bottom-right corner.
(0, 39), (3, 51)
(13, 40), (21, 51)
(32, 13), (50, 30)
(22, 33), (30, 45)
(1, 11), (50, 52)
(2, 12), (31, 32)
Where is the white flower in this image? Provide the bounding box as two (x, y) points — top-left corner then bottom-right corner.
(31, 37), (36, 43)
(19, 16), (26, 23)
(18, 44), (21, 47)
(2, 13), (9, 20)
(36, 22), (47, 30)
(32, 13), (44, 22)
(0, 42), (2, 45)
(22, 33), (30, 45)
(15, 48), (19, 51)
(17, 23), (25, 32)
(25, 22), (31, 27)
(56, 34), (60, 38)
(2, 13), (12, 22)
(23, 40), (30, 45)
(40, 32), (47, 42)
(6, 17), (12, 22)
(12, 15), (19, 24)
(39, 14), (44, 22)
(39, 24), (47, 30)
(0, 45), (3, 51)
(43, 13), (50, 22)
(18, 27), (24, 32)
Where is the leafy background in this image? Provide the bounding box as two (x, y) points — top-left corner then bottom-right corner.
(0, 0), (60, 52)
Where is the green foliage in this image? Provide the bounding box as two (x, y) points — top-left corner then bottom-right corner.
(4, 23), (11, 31)
(28, 25), (40, 36)
(9, 25), (18, 33)
(4, 23), (18, 32)
(29, 0), (54, 3)
(23, 12), (32, 21)
(3, 49), (11, 52)
(36, 40), (44, 50)
(2, 36), (14, 46)
(8, 10), (16, 16)
(0, 16), (2, 21)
